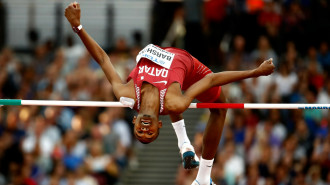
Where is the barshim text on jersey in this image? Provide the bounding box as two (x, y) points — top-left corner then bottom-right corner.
(136, 44), (175, 69)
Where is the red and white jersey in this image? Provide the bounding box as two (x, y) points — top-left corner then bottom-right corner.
(127, 44), (217, 115)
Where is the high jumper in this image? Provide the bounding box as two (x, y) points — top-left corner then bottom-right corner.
(64, 2), (275, 185)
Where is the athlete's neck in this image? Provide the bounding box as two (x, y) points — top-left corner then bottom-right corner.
(139, 82), (160, 116)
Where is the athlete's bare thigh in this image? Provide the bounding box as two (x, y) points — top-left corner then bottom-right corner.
(164, 82), (186, 114)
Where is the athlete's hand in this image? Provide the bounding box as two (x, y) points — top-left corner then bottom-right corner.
(255, 58), (275, 77)
(65, 1), (81, 27)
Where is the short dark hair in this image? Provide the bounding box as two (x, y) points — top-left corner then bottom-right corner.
(139, 140), (151, 145)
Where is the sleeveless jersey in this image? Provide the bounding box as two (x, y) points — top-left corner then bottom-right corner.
(127, 45), (220, 114)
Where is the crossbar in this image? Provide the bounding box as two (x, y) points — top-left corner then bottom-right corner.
(0, 99), (330, 110)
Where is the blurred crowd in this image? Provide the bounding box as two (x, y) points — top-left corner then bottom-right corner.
(177, 35), (330, 184)
(0, 37), (139, 185)
(174, 0), (330, 185)
(0, 0), (330, 185)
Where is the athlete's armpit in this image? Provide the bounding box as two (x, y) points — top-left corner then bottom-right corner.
(113, 80), (136, 101)
(183, 73), (214, 101)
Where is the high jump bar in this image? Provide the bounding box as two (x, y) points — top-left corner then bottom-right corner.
(0, 99), (330, 109)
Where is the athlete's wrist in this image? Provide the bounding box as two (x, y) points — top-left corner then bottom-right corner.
(72, 24), (82, 33)
(251, 68), (259, 77)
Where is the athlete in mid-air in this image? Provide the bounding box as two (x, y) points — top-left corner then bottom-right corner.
(65, 2), (275, 185)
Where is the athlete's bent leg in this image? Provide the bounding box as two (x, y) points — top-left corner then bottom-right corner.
(194, 89), (227, 185)
(170, 114), (199, 169)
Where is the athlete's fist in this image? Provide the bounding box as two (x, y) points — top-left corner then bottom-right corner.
(255, 58), (275, 76)
(65, 1), (81, 27)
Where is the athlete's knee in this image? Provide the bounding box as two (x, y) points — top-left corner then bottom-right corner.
(209, 106), (227, 116)
(210, 94), (228, 116)
(221, 97), (229, 114)
(167, 100), (189, 114)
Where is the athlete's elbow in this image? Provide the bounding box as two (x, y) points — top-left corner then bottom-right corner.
(92, 50), (108, 65)
(208, 73), (229, 87)
(206, 73), (217, 87)
(99, 54), (110, 65)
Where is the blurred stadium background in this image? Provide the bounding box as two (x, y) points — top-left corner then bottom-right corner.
(0, 0), (330, 185)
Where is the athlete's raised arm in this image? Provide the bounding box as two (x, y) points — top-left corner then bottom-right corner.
(64, 2), (133, 99)
(174, 58), (275, 112)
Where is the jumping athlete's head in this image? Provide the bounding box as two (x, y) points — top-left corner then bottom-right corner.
(132, 81), (163, 144)
(132, 114), (162, 144)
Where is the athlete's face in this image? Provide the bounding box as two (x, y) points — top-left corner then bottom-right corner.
(133, 114), (162, 144)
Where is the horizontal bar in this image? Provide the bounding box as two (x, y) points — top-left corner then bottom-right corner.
(0, 99), (22, 105)
(196, 103), (244, 109)
(22, 100), (127, 107)
(244, 103), (330, 109)
(194, 103), (330, 109)
(0, 99), (329, 109)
